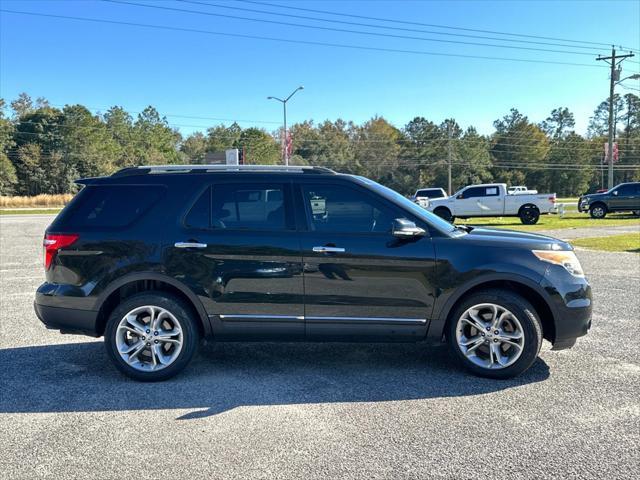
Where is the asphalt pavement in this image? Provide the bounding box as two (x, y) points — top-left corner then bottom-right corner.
(1, 215), (638, 479)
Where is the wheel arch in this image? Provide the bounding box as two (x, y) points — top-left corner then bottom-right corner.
(429, 275), (556, 344)
(589, 201), (607, 211)
(93, 272), (211, 337)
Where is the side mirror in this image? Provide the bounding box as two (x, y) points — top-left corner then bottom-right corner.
(456, 194), (464, 199)
(612, 190), (618, 196)
(392, 218), (426, 238)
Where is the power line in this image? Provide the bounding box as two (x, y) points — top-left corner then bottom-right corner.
(178, 0), (613, 53)
(104, 0), (605, 58)
(235, 0), (640, 54)
(0, 9), (613, 69)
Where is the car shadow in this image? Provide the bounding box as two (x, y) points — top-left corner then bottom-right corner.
(0, 341), (549, 419)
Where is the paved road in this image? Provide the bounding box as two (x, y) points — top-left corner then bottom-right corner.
(536, 223), (640, 241)
(1, 215), (639, 479)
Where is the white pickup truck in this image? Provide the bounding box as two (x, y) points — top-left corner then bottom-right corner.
(426, 183), (556, 224)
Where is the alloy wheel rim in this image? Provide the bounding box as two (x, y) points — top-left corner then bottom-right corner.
(455, 303), (525, 370)
(115, 305), (183, 372)
(593, 207), (604, 217)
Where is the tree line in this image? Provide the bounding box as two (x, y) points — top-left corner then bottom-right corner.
(1, 92), (639, 197)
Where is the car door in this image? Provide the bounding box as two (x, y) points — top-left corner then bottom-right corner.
(475, 185), (503, 215)
(296, 179), (437, 340)
(610, 184), (639, 211)
(165, 180), (305, 339)
(453, 187), (479, 216)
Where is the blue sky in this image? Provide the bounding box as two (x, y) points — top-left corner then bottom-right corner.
(1, 0), (639, 136)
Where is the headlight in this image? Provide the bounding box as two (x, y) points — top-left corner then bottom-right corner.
(532, 250), (584, 277)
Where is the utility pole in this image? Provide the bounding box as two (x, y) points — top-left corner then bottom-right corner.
(596, 47), (635, 189)
(447, 122), (453, 195)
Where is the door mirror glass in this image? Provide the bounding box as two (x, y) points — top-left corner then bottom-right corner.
(456, 194), (464, 199)
(392, 218), (426, 238)
(612, 190), (618, 196)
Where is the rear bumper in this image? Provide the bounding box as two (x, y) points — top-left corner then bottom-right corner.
(35, 283), (99, 336)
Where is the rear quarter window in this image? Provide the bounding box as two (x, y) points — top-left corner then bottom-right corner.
(57, 185), (164, 229)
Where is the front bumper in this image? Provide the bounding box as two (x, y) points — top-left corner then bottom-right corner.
(577, 199), (589, 212)
(35, 283), (99, 336)
(540, 266), (592, 349)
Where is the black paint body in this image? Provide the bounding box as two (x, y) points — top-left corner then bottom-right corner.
(35, 170), (592, 349)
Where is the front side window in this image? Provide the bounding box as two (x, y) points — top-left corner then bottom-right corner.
(185, 183), (288, 230)
(301, 184), (398, 233)
(614, 184), (634, 196)
(463, 187), (485, 198)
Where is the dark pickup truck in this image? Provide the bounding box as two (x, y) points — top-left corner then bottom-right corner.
(578, 182), (640, 219)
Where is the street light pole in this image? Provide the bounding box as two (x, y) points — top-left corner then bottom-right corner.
(268, 86), (304, 166)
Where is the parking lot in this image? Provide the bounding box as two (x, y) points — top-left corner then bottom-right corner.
(1, 214), (638, 479)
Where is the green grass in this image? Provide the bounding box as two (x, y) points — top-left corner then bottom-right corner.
(0, 208), (62, 215)
(572, 233), (640, 253)
(455, 213), (640, 231)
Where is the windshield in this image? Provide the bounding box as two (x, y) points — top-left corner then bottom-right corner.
(352, 176), (457, 235)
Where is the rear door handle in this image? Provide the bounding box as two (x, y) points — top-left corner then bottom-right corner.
(175, 242), (208, 249)
(312, 246), (345, 253)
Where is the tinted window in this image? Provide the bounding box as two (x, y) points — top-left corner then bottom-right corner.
(463, 187), (484, 198)
(185, 188), (210, 229)
(464, 186), (498, 198)
(186, 184), (287, 230)
(417, 189), (445, 198)
(615, 184), (637, 196)
(62, 185), (163, 228)
(302, 184), (398, 233)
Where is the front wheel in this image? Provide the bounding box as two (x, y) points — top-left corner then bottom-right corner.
(589, 204), (607, 219)
(104, 292), (200, 381)
(434, 207), (454, 223)
(447, 289), (543, 379)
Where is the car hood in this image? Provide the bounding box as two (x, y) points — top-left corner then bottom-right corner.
(580, 193), (607, 201)
(460, 227), (571, 250)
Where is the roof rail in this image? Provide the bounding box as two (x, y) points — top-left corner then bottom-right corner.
(111, 164), (336, 177)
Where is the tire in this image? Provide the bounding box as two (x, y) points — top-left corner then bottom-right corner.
(104, 291), (200, 381)
(434, 207), (454, 223)
(519, 205), (540, 225)
(589, 203), (607, 219)
(447, 289), (543, 379)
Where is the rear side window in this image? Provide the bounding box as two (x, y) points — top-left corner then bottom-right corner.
(185, 183), (289, 231)
(61, 185), (163, 229)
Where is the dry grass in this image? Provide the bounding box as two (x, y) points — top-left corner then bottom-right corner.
(0, 194), (74, 208)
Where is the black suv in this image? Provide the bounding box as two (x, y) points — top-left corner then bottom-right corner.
(578, 182), (640, 218)
(35, 165), (592, 381)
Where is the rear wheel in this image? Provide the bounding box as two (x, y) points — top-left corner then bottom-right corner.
(434, 207), (454, 223)
(104, 292), (200, 381)
(589, 203), (607, 219)
(519, 205), (540, 225)
(447, 289), (543, 379)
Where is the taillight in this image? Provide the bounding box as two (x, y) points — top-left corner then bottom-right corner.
(43, 233), (79, 270)
(549, 196), (556, 204)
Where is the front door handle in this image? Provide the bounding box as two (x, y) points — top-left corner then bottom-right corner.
(312, 246), (345, 253)
(175, 242), (208, 249)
